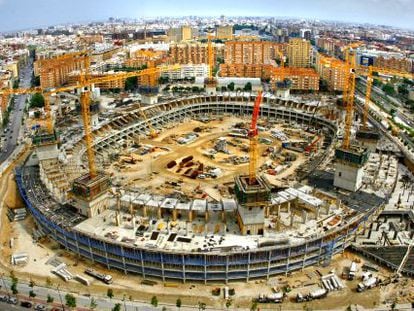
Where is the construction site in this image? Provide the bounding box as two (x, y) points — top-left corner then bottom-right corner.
(1, 38), (413, 310)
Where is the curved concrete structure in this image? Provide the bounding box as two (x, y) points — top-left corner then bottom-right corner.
(16, 95), (385, 283)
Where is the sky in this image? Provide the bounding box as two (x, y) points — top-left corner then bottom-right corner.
(0, 0), (414, 32)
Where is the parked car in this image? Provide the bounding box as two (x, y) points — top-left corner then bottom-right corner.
(35, 304), (47, 311)
(7, 296), (17, 305)
(20, 301), (33, 308)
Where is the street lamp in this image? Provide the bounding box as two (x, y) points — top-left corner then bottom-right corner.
(0, 273), (10, 297)
(123, 294), (127, 311)
(57, 284), (65, 311)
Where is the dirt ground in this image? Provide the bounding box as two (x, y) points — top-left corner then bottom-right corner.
(108, 117), (311, 199)
(1, 140), (412, 311)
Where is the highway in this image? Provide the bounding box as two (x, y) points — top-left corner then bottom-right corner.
(0, 60), (33, 163)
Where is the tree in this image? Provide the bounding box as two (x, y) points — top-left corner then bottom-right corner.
(382, 83), (396, 96)
(107, 288), (114, 299)
(250, 301), (258, 311)
(398, 84), (409, 96)
(227, 82), (235, 91)
(198, 302), (207, 311)
(90, 297), (98, 310)
(112, 303), (121, 311)
(319, 79), (329, 92)
(225, 299), (232, 309)
(65, 293), (77, 309)
(244, 82), (252, 92)
(10, 272), (18, 295)
(31, 74), (40, 87)
(29, 279), (35, 288)
(30, 93), (45, 108)
(29, 290), (36, 298)
(47, 294), (54, 303)
(124, 76), (138, 91)
(176, 298), (182, 309)
(151, 296), (158, 307)
(45, 277), (53, 288)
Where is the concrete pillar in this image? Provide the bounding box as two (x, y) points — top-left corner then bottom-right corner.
(290, 213), (295, 227)
(223, 224), (227, 236)
(142, 205), (147, 217)
(326, 204), (331, 215)
(185, 221), (190, 236)
(115, 211), (121, 226)
(117, 195), (121, 211)
(172, 209), (177, 221)
(205, 210), (209, 222)
(287, 202), (291, 214)
(302, 210), (308, 224)
(188, 210), (193, 222)
(265, 206), (270, 218)
(316, 207), (320, 219)
(277, 205), (281, 216)
(221, 211), (225, 222)
(157, 207), (162, 219)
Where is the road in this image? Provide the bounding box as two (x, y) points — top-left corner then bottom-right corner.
(0, 301), (30, 310)
(0, 60), (32, 163)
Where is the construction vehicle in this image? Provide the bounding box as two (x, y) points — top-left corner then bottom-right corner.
(84, 268), (113, 284)
(257, 292), (284, 303)
(296, 288), (328, 302)
(304, 136), (321, 156)
(357, 276), (378, 292)
(348, 261), (358, 280)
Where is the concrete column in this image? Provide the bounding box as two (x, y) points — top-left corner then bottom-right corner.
(142, 205), (147, 217)
(290, 213), (295, 227)
(172, 209), (177, 221)
(188, 210), (193, 222)
(302, 210), (308, 224)
(157, 207), (162, 219)
(265, 206), (270, 218)
(221, 211), (225, 222)
(316, 207), (320, 219)
(205, 210), (209, 222)
(115, 211), (121, 226)
(277, 204), (281, 216)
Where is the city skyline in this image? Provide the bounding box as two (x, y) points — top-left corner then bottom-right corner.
(0, 0), (414, 32)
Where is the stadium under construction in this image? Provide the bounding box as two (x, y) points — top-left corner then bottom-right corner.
(14, 93), (404, 284)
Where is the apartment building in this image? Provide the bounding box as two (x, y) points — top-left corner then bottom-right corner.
(288, 38), (311, 68)
(224, 41), (282, 65)
(34, 55), (87, 88)
(219, 64), (274, 79)
(216, 26), (233, 40)
(169, 42), (215, 64)
(374, 56), (413, 73)
(67, 71), (125, 90)
(161, 64), (209, 80)
(272, 68), (320, 91)
(167, 26), (193, 42)
(315, 54), (346, 91)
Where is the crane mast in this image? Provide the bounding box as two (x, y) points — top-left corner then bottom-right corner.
(248, 91), (263, 185)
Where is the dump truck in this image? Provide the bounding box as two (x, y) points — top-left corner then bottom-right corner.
(85, 268), (113, 284)
(357, 277), (378, 292)
(296, 288), (327, 302)
(257, 292), (284, 303)
(348, 261), (357, 280)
